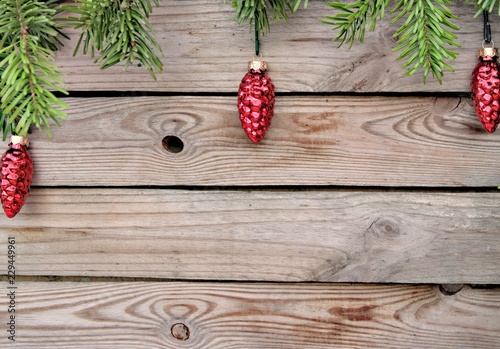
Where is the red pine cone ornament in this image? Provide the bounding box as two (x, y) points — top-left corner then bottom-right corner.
(238, 60), (275, 143)
(1, 136), (33, 218)
(471, 47), (500, 133)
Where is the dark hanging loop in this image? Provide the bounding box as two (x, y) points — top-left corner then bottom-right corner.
(484, 10), (492, 44)
(254, 13), (260, 56)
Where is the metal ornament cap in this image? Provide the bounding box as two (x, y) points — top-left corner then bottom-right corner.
(478, 47), (498, 58)
(10, 135), (29, 147)
(248, 60), (268, 72)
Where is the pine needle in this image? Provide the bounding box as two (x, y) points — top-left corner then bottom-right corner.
(322, 0), (461, 84)
(226, 0), (309, 36)
(60, 0), (163, 80)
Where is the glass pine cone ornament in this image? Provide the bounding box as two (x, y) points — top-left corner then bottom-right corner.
(1, 136), (33, 218)
(471, 47), (500, 132)
(238, 60), (275, 143)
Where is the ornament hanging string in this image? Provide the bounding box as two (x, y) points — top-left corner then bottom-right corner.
(484, 10), (491, 44)
(254, 13), (260, 56)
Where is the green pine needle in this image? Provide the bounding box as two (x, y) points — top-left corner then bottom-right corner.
(322, 0), (461, 84)
(474, 0), (500, 16)
(322, 0), (391, 48)
(391, 0), (460, 84)
(0, 0), (68, 140)
(61, 0), (163, 80)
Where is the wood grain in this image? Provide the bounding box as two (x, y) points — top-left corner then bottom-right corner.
(0, 188), (499, 283)
(0, 282), (498, 348)
(2, 1), (497, 345)
(54, 1), (497, 93)
(11, 95), (500, 187)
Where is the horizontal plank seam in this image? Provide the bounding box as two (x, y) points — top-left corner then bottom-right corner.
(53, 90), (472, 99)
(1, 276), (499, 289)
(29, 185), (500, 193)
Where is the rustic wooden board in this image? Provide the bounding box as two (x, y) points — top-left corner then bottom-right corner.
(0, 188), (498, 283)
(2, 1), (497, 345)
(12, 96), (500, 187)
(0, 282), (498, 348)
(54, 1), (497, 93)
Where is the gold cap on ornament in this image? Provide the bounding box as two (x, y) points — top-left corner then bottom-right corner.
(248, 60), (268, 71)
(10, 135), (29, 147)
(478, 47), (498, 58)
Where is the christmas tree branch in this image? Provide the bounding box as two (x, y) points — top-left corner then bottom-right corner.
(61, 0), (163, 80)
(0, 0), (163, 141)
(322, 0), (460, 84)
(391, 0), (460, 83)
(474, 0), (500, 16)
(0, 0), (68, 139)
(321, 0), (391, 48)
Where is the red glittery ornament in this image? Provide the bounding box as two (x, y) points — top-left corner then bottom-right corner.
(1, 136), (33, 218)
(237, 60), (275, 143)
(471, 47), (500, 132)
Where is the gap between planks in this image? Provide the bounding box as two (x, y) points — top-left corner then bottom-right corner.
(0, 275), (490, 291)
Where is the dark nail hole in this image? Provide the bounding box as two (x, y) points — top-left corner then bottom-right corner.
(439, 284), (464, 296)
(171, 323), (190, 341)
(162, 135), (184, 153)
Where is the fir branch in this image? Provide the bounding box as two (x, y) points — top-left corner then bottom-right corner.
(227, 0), (309, 36)
(322, 0), (460, 84)
(391, 0), (460, 84)
(474, 0), (500, 16)
(61, 0), (163, 80)
(322, 0), (390, 48)
(0, 0), (68, 140)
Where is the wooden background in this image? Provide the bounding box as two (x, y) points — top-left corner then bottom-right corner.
(1, 1), (500, 347)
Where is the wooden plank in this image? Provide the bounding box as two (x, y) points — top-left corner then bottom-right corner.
(0, 282), (498, 348)
(54, 1), (498, 93)
(11, 96), (500, 187)
(0, 188), (499, 283)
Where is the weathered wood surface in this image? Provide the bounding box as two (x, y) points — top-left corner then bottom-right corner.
(12, 95), (500, 187)
(0, 188), (498, 283)
(55, 1), (496, 93)
(0, 282), (498, 348)
(1, 1), (499, 345)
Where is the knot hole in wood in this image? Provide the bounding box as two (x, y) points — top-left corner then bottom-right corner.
(369, 217), (401, 238)
(439, 284), (464, 296)
(162, 135), (184, 153)
(171, 322), (190, 341)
